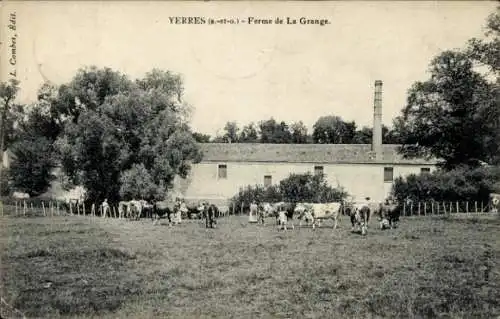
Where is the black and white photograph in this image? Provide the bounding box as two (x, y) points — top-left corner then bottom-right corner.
(0, 1), (499, 318)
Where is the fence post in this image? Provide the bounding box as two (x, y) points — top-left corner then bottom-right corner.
(15, 201), (18, 216)
(424, 202), (427, 216)
(456, 201), (459, 214)
(466, 202), (469, 213)
(481, 202), (484, 213)
(240, 203), (244, 215)
(403, 202), (406, 216)
(475, 201), (478, 213)
(431, 202), (434, 215)
(410, 202), (413, 216)
(418, 202), (421, 216)
(23, 200), (26, 216)
(83, 202), (86, 216)
(57, 201), (60, 215)
(31, 202), (34, 214)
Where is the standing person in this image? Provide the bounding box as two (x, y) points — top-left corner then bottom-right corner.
(249, 200), (258, 223)
(177, 199), (187, 224)
(257, 202), (265, 225)
(101, 198), (110, 218)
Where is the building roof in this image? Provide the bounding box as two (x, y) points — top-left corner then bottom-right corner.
(198, 143), (438, 165)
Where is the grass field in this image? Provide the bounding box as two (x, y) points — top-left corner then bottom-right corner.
(1, 213), (499, 319)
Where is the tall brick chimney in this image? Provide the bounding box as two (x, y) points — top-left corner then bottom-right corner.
(372, 80), (383, 160)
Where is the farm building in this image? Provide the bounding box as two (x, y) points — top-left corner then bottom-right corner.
(172, 81), (438, 203)
(172, 143), (437, 204)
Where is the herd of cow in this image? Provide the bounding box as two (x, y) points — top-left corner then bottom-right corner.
(107, 197), (400, 234)
(251, 199), (400, 235)
(104, 199), (220, 228)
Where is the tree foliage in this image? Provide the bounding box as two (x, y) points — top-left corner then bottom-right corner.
(313, 116), (356, 144)
(52, 66), (202, 203)
(392, 165), (500, 203)
(466, 7), (500, 77)
(239, 122), (259, 143)
(9, 136), (56, 196)
(209, 117), (402, 145)
(192, 132), (211, 143)
(0, 79), (21, 196)
(0, 79), (20, 146)
(398, 51), (498, 168)
(397, 8), (500, 168)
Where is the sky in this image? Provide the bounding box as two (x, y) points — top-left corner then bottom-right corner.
(1, 1), (497, 137)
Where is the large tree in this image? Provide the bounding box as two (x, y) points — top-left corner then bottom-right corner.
(222, 121), (240, 143)
(398, 50), (498, 168)
(258, 118), (292, 143)
(312, 116), (356, 144)
(290, 121), (309, 144)
(0, 79), (21, 196)
(56, 67), (202, 203)
(239, 122), (259, 143)
(466, 8), (500, 78)
(192, 132), (211, 143)
(8, 96), (61, 196)
(397, 8), (500, 168)
(9, 135), (56, 196)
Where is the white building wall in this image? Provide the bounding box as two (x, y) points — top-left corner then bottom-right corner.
(175, 161), (437, 202)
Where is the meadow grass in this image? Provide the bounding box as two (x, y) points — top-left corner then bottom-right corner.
(1, 213), (499, 318)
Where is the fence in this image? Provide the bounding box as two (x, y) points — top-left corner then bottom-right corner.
(0, 199), (495, 219)
(400, 201), (494, 216)
(0, 199), (246, 219)
(0, 199), (102, 218)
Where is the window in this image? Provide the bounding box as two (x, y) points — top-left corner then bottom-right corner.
(384, 167), (394, 182)
(421, 167), (430, 174)
(264, 175), (272, 187)
(218, 164), (227, 179)
(314, 165), (324, 176)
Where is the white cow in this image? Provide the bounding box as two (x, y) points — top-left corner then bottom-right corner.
(12, 191), (30, 199)
(309, 202), (343, 229)
(295, 202), (342, 229)
(295, 203), (314, 227)
(128, 200), (143, 220)
(490, 193), (500, 213)
(118, 201), (130, 219)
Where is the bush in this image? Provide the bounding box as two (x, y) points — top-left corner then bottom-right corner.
(230, 172), (348, 212)
(392, 165), (500, 202)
